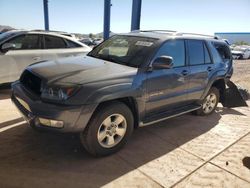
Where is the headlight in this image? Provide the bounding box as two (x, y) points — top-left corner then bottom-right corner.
(41, 85), (79, 101)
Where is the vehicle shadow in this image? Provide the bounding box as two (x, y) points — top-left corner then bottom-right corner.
(0, 117), (24, 129)
(216, 106), (247, 116)
(0, 107), (246, 188)
(0, 87), (11, 100)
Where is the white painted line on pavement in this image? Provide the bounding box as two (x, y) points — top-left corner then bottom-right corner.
(0, 121), (26, 133)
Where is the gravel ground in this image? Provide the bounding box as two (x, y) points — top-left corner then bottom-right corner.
(231, 59), (250, 91)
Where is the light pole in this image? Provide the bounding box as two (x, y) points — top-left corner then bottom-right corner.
(131, 0), (142, 31)
(103, 0), (111, 39)
(43, 0), (49, 30)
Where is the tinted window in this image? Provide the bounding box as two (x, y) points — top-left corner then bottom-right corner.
(188, 40), (204, 65)
(44, 35), (66, 49)
(6, 34), (40, 50)
(0, 31), (19, 43)
(155, 40), (185, 67)
(213, 42), (231, 61)
(208, 42), (222, 63)
(66, 40), (81, 48)
(204, 43), (212, 64)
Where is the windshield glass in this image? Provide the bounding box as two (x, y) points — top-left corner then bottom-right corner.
(88, 35), (157, 68)
(0, 31), (18, 43)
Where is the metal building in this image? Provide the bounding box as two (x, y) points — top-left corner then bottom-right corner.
(214, 32), (250, 44)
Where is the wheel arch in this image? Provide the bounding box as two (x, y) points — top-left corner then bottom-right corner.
(91, 97), (140, 129)
(211, 79), (226, 102)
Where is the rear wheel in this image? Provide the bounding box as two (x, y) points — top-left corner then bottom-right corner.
(194, 87), (219, 116)
(80, 101), (134, 156)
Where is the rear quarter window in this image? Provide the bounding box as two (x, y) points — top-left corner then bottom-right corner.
(213, 42), (231, 61)
(207, 42), (222, 63)
(66, 40), (82, 48)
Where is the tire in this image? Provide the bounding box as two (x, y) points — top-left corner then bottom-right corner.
(80, 101), (134, 157)
(194, 87), (219, 116)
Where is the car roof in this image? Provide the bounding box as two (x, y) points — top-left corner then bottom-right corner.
(2, 30), (89, 48)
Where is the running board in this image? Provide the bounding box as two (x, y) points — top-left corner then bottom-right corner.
(139, 104), (201, 127)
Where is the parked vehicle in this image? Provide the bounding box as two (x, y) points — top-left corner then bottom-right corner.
(80, 38), (95, 46)
(0, 30), (91, 84)
(12, 30), (246, 156)
(231, 46), (250, 59)
(93, 38), (103, 45)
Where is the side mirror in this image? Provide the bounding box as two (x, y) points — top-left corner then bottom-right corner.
(1, 43), (16, 52)
(152, 56), (173, 70)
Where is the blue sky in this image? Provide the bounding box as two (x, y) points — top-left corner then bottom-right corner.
(0, 0), (249, 34)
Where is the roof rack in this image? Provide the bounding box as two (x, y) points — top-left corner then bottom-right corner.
(31, 29), (69, 34)
(132, 30), (177, 34)
(175, 32), (219, 39)
(132, 30), (220, 40)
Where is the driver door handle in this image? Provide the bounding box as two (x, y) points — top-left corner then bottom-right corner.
(181, 70), (189, 76)
(207, 66), (213, 72)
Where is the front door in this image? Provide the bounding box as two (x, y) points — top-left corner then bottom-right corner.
(0, 34), (42, 83)
(145, 39), (189, 116)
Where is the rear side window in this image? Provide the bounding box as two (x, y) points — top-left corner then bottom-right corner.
(187, 40), (204, 65)
(5, 34), (40, 50)
(155, 40), (185, 67)
(187, 40), (212, 65)
(44, 35), (66, 49)
(204, 43), (212, 64)
(66, 40), (82, 48)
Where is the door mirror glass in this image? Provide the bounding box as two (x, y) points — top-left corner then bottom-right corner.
(1, 43), (16, 52)
(152, 56), (173, 69)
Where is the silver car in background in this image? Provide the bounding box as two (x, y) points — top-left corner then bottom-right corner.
(0, 30), (91, 84)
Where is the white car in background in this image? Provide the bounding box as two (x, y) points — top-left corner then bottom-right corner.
(0, 30), (91, 84)
(231, 46), (250, 59)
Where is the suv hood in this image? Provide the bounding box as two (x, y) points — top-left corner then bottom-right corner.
(27, 55), (138, 85)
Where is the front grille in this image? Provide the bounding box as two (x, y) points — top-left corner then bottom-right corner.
(20, 70), (42, 96)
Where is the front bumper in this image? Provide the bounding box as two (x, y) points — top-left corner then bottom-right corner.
(11, 82), (96, 133)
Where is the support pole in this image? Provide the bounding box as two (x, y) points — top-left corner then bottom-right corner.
(131, 0), (142, 31)
(43, 0), (49, 30)
(103, 0), (111, 40)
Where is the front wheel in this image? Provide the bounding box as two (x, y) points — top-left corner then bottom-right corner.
(80, 101), (134, 157)
(194, 87), (219, 116)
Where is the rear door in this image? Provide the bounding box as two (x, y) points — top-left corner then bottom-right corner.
(186, 40), (214, 102)
(40, 35), (88, 61)
(0, 34), (42, 83)
(145, 39), (190, 116)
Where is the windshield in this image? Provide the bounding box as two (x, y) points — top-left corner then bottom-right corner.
(0, 31), (18, 43)
(88, 35), (157, 68)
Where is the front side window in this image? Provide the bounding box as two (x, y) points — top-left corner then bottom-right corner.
(154, 40), (185, 67)
(44, 35), (66, 49)
(88, 35), (157, 68)
(5, 34), (40, 50)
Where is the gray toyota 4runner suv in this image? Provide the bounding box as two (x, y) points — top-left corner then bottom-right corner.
(12, 30), (242, 156)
